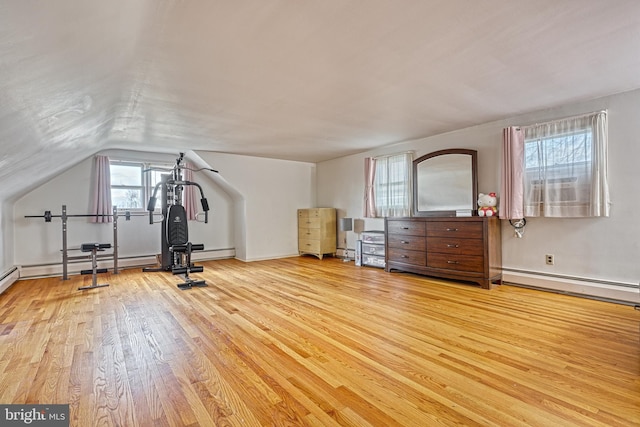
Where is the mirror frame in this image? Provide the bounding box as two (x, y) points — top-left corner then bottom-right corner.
(412, 148), (478, 217)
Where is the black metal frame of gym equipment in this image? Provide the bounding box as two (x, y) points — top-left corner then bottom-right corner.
(142, 153), (212, 289)
(25, 205), (161, 280)
(77, 243), (112, 290)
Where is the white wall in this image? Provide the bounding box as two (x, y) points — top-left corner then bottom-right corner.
(317, 89), (640, 303)
(0, 202), (13, 274)
(195, 151), (316, 261)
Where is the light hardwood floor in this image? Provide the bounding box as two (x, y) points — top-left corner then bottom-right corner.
(0, 257), (638, 426)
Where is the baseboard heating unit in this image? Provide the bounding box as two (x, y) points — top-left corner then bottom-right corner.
(503, 268), (640, 305)
(0, 267), (19, 295)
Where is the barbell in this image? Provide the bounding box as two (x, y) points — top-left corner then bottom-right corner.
(25, 209), (160, 222)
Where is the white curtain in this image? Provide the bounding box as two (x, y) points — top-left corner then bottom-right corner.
(523, 111), (609, 217)
(91, 155), (112, 223)
(374, 152), (412, 217)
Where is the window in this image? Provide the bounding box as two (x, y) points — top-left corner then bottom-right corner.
(109, 161), (169, 210)
(522, 110), (609, 217)
(525, 129), (591, 205)
(373, 152), (413, 217)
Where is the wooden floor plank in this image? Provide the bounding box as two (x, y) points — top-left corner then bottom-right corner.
(0, 256), (638, 426)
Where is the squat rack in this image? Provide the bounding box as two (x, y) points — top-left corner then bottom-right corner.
(25, 204), (161, 280)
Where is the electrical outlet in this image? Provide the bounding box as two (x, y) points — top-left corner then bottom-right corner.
(545, 254), (554, 265)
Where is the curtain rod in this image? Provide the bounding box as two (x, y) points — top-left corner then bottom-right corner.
(373, 150), (414, 160)
(519, 109), (607, 130)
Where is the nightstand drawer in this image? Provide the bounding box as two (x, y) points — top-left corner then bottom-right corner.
(363, 254), (385, 268)
(362, 243), (385, 256)
(361, 231), (385, 244)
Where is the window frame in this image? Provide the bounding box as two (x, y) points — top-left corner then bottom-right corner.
(109, 160), (172, 211)
(520, 110), (608, 217)
(373, 152), (413, 218)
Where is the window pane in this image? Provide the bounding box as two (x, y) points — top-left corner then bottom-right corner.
(112, 188), (143, 209)
(111, 164), (142, 186)
(525, 130), (592, 171)
(373, 153), (412, 217)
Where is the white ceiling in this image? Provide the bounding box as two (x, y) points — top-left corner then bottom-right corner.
(2, 0), (640, 200)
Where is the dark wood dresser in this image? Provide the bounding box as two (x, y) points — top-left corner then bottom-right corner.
(385, 216), (502, 289)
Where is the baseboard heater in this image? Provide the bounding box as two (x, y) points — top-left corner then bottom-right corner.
(503, 268), (640, 305)
(0, 267), (20, 295)
(18, 248), (235, 279)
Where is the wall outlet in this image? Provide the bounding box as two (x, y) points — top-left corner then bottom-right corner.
(545, 254), (555, 265)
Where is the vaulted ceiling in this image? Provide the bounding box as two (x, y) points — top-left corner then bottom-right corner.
(2, 0), (640, 200)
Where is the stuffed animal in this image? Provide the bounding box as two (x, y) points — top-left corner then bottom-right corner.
(477, 192), (498, 217)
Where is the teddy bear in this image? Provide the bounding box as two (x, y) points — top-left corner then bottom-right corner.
(477, 192), (498, 217)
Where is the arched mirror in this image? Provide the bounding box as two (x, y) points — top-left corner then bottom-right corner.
(412, 149), (478, 216)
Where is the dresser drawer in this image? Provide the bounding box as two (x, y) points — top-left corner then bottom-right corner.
(388, 248), (426, 266)
(427, 237), (483, 256)
(427, 253), (484, 272)
(387, 220), (426, 236)
(298, 239), (320, 253)
(388, 234), (426, 251)
(362, 243), (385, 256)
(298, 227), (320, 240)
(298, 208), (321, 218)
(299, 217), (320, 229)
(427, 221), (483, 239)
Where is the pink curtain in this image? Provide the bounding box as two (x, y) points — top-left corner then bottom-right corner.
(499, 127), (525, 219)
(91, 155), (112, 223)
(364, 157), (376, 217)
(183, 162), (198, 221)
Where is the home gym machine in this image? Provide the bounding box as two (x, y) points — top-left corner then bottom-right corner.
(143, 153), (212, 289)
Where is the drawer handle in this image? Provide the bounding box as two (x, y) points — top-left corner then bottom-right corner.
(447, 244), (459, 248)
(401, 240), (409, 244)
(402, 227), (409, 230)
(447, 260), (459, 264)
(401, 255), (409, 258)
(446, 228), (458, 232)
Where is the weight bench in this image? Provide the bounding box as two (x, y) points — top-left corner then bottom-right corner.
(78, 243), (111, 290)
(167, 205), (207, 289)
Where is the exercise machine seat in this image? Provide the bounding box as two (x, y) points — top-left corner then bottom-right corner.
(78, 243), (111, 290)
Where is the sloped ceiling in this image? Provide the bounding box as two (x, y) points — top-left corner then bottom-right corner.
(1, 0), (640, 201)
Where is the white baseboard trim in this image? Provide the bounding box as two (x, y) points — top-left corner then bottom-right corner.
(239, 253), (301, 262)
(503, 269), (640, 305)
(0, 267), (20, 295)
(18, 248), (236, 279)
